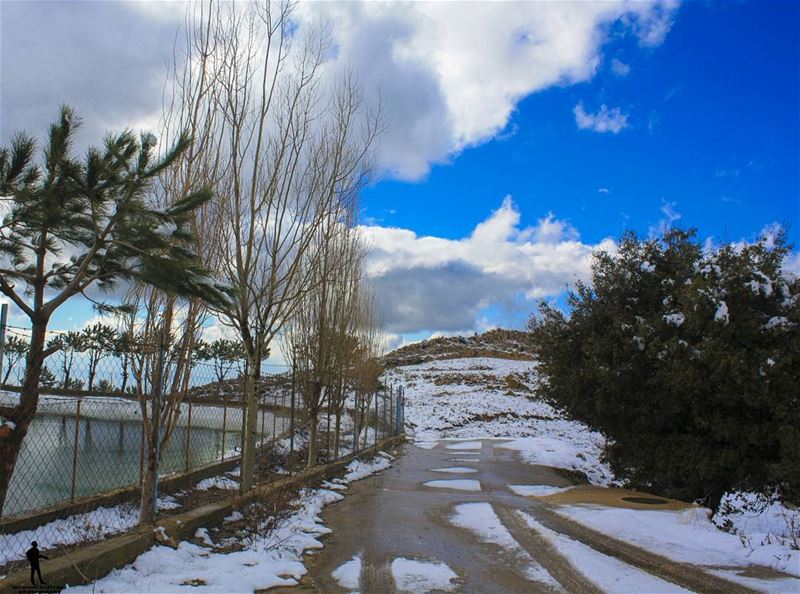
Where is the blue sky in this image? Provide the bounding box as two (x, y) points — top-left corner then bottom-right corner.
(361, 1), (799, 248)
(1, 0), (798, 349)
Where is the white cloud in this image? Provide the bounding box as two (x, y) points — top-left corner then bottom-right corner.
(2, 1), (677, 179)
(574, 102), (630, 134)
(611, 58), (631, 76)
(784, 251), (800, 278)
(297, 1), (676, 178)
(649, 200), (682, 237)
(361, 197), (615, 334)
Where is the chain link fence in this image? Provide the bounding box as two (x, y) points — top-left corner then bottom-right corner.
(0, 321), (404, 573)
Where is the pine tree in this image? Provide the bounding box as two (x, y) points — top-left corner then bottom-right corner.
(81, 322), (117, 390)
(0, 107), (230, 519)
(531, 228), (799, 510)
(1, 335), (28, 385)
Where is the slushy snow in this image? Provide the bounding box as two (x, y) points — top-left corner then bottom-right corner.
(423, 479), (481, 492)
(391, 558), (458, 593)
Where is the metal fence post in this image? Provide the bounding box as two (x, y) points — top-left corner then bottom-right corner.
(290, 362), (296, 454)
(353, 387), (360, 455)
(280, 386), (287, 438)
(184, 400), (193, 473)
(401, 387), (405, 432)
(363, 394), (370, 450)
(0, 303), (7, 385)
(138, 422), (145, 486)
(325, 388), (331, 461)
(270, 389), (276, 442)
(373, 391), (378, 448)
(389, 386), (394, 436)
(221, 395), (228, 461)
(395, 387), (402, 435)
(70, 399), (82, 502)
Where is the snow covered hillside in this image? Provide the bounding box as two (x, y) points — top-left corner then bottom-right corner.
(386, 353), (800, 578)
(385, 356), (613, 485)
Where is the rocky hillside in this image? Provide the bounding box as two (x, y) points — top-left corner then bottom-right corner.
(382, 329), (534, 368)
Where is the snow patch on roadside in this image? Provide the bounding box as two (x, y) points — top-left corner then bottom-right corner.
(518, 511), (693, 593)
(423, 479), (481, 492)
(430, 467), (478, 474)
(495, 437), (611, 486)
(554, 504), (800, 581)
(343, 453), (393, 482)
(0, 495), (181, 566)
(65, 454), (393, 593)
(445, 441), (482, 450)
(196, 476), (239, 491)
(331, 554), (361, 590)
(449, 503), (558, 587)
(509, 485), (573, 497)
(391, 558), (458, 593)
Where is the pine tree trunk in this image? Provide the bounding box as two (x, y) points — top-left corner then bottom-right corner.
(120, 357), (129, 394)
(0, 318), (47, 520)
(88, 358), (96, 391)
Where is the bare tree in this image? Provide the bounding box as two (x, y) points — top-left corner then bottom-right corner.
(284, 206), (385, 466)
(180, 1), (382, 489)
(122, 0), (233, 523)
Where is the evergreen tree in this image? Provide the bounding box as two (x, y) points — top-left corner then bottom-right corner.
(81, 322), (117, 390)
(531, 228), (799, 510)
(47, 331), (85, 390)
(195, 338), (246, 383)
(0, 107), (230, 519)
(112, 329), (136, 395)
(1, 335), (28, 385)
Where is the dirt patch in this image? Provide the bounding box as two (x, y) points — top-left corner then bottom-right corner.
(505, 374), (531, 392)
(535, 485), (696, 511)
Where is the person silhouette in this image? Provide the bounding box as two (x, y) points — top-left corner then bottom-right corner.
(25, 540), (48, 585)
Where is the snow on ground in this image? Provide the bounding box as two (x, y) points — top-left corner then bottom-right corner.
(391, 354), (800, 583)
(496, 437), (612, 485)
(390, 558), (458, 593)
(714, 492), (800, 562)
(449, 503), (558, 587)
(63, 454), (392, 593)
(195, 476), (239, 491)
(423, 479), (481, 492)
(554, 505), (800, 581)
(331, 555), (361, 590)
(444, 441), (482, 450)
(430, 467), (478, 474)
(518, 511), (693, 594)
(342, 452), (393, 483)
(509, 485), (573, 497)
(0, 496), (181, 566)
(386, 357), (612, 485)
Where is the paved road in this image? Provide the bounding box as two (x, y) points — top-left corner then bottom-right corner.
(276, 440), (764, 594)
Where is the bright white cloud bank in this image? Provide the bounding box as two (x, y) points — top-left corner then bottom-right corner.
(361, 198), (615, 334)
(296, 0), (677, 178)
(3, 0), (676, 178)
